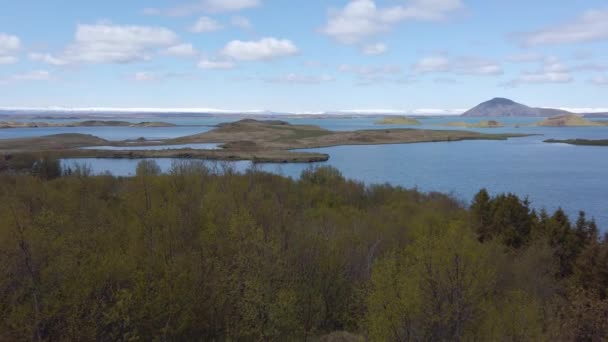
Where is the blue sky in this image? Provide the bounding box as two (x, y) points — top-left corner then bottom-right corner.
(0, 0), (607, 112)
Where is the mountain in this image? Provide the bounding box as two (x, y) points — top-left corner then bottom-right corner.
(462, 98), (572, 117)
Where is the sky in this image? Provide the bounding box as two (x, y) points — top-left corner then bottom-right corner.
(0, 0), (607, 113)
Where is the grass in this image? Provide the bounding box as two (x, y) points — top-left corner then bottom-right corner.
(375, 116), (421, 125)
(534, 115), (608, 127)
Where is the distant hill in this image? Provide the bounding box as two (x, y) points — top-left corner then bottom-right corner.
(584, 112), (608, 118)
(462, 98), (572, 117)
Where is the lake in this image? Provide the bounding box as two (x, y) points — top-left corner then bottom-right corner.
(2, 115), (607, 229)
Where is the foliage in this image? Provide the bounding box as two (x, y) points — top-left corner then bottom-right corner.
(0, 162), (606, 341)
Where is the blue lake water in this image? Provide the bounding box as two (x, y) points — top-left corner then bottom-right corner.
(2, 115), (607, 229)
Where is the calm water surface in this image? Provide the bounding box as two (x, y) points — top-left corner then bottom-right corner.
(2, 115), (607, 229)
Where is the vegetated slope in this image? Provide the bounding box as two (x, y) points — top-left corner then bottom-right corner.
(0, 165), (606, 340)
(462, 98), (572, 117)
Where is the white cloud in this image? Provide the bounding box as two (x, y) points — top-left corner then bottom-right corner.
(413, 55), (502, 75)
(362, 42), (387, 55)
(145, 0), (260, 17)
(231, 16), (253, 30)
(321, 0), (463, 44)
(29, 53), (69, 66)
(132, 71), (160, 82)
(221, 37), (298, 61)
(191, 17), (223, 33)
(0, 56), (18, 65)
(454, 57), (503, 75)
(590, 75), (608, 86)
(506, 52), (543, 63)
(519, 9), (608, 46)
(165, 44), (198, 57)
(505, 57), (573, 86)
(32, 24), (179, 65)
(413, 56), (450, 73)
(573, 62), (608, 72)
(265, 73), (335, 84)
(198, 58), (235, 69)
(0, 33), (20, 64)
(12, 70), (52, 81)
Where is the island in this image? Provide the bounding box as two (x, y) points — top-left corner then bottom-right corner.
(442, 120), (504, 128)
(0, 120), (177, 129)
(544, 139), (608, 146)
(0, 119), (530, 164)
(375, 116), (421, 125)
(533, 115), (608, 127)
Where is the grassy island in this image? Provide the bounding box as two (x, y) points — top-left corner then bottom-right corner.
(375, 116), (421, 125)
(0, 119), (529, 164)
(533, 115), (608, 127)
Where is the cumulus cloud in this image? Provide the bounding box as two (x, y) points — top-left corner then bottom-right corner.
(518, 9), (608, 46)
(191, 17), (223, 33)
(362, 42), (387, 55)
(505, 57), (573, 87)
(321, 0), (463, 44)
(231, 16), (253, 30)
(413, 55), (503, 75)
(198, 58), (235, 70)
(220, 37), (298, 61)
(264, 73), (335, 84)
(165, 44), (198, 58)
(145, 0), (260, 17)
(0, 33), (20, 64)
(29, 53), (69, 65)
(30, 24), (179, 65)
